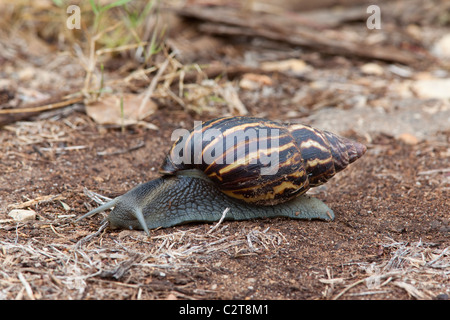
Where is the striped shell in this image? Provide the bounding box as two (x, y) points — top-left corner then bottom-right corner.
(160, 117), (366, 206)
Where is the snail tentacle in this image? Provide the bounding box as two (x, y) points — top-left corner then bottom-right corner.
(75, 197), (120, 222)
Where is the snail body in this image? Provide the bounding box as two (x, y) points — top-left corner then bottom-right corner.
(77, 116), (366, 234)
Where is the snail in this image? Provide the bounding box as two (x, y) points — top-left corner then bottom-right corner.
(76, 116), (366, 234)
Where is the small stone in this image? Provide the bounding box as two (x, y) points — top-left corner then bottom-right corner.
(8, 209), (36, 222)
(261, 59), (310, 74)
(397, 133), (419, 145)
(412, 78), (450, 99)
(361, 63), (384, 75)
(165, 292), (178, 300)
(247, 278), (256, 284)
(432, 34), (450, 59)
(239, 73), (272, 90)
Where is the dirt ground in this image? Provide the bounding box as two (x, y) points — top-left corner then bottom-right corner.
(0, 0), (449, 300)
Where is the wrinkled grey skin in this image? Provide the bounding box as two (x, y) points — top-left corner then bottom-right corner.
(77, 171), (334, 234)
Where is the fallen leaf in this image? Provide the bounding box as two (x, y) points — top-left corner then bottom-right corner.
(86, 93), (157, 126)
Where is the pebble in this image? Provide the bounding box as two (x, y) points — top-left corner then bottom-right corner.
(8, 209), (36, 222)
(412, 78), (450, 99)
(361, 63), (384, 75)
(432, 34), (450, 59)
(261, 59), (311, 75)
(165, 292), (178, 300)
(397, 133), (419, 145)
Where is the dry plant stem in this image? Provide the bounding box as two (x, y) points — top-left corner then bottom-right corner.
(18, 272), (35, 300)
(427, 247), (449, 267)
(392, 281), (430, 300)
(418, 168), (450, 175)
(0, 96), (83, 115)
(332, 279), (366, 300)
(8, 195), (65, 209)
(99, 254), (143, 280)
(206, 208), (230, 234)
(83, 187), (112, 206)
(95, 42), (149, 56)
(82, 21), (123, 98)
(75, 221), (109, 249)
(0, 95), (85, 126)
(121, 67), (157, 84)
(96, 140), (145, 156)
(331, 240), (449, 300)
(138, 51), (176, 116)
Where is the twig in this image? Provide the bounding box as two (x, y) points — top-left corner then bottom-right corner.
(75, 221), (109, 249)
(418, 168), (450, 175)
(426, 247), (449, 267)
(99, 253), (143, 280)
(18, 272), (35, 300)
(392, 281), (430, 300)
(347, 290), (391, 296)
(96, 140), (145, 156)
(83, 188), (112, 206)
(7, 194), (65, 209)
(0, 95), (84, 126)
(332, 279), (365, 300)
(95, 41), (149, 56)
(39, 145), (87, 153)
(207, 208), (230, 234)
(0, 96), (83, 114)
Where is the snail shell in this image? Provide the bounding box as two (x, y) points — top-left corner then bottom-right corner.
(160, 116), (366, 205)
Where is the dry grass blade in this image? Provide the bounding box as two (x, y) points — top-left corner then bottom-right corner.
(0, 96), (83, 115)
(83, 187), (112, 205)
(138, 51), (176, 116)
(247, 227), (284, 252)
(8, 194), (65, 210)
(218, 82), (248, 115)
(427, 247), (449, 268)
(0, 94), (84, 126)
(17, 272), (35, 300)
(0, 210), (284, 299)
(207, 208), (229, 234)
(332, 279), (366, 300)
(99, 253), (143, 280)
(75, 221), (109, 249)
(331, 239), (450, 300)
(392, 281), (431, 300)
